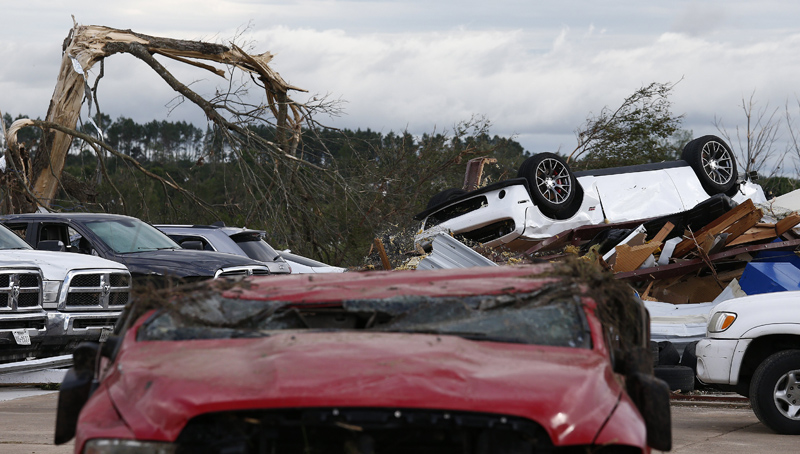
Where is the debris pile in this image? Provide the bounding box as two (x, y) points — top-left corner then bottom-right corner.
(512, 196), (800, 305)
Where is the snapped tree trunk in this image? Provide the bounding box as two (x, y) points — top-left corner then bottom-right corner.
(18, 22), (306, 210)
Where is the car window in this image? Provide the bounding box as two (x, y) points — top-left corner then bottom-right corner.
(230, 232), (281, 261)
(424, 196), (488, 229)
(0, 224), (33, 250)
(139, 292), (593, 349)
(83, 218), (179, 254)
(68, 229), (98, 255)
(171, 235), (215, 251)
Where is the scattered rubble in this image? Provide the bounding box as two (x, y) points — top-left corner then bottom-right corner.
(390, 157), (800, 353)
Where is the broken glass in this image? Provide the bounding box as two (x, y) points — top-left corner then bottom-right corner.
(138, 289), (593, 349)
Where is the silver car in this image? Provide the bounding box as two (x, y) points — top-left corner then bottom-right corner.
(154, 224), (344, 274)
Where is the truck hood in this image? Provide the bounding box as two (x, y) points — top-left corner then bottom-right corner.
(0, 250), (127, 279)
(105, 331), (623, 446)
(710, 290), (800, 338)
(120, 249), (267, 278)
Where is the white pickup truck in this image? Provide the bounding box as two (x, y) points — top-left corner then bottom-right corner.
(0, 224), (130, 359)
(695, 291), (800, 434)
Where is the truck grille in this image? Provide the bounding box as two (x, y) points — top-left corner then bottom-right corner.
(62, 270), (131, 311)
(176, 408), (553, 453)
(0, 269), (42, 312)
(215, 266), (271, 279)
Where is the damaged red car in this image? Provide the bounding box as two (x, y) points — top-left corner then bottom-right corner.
(55, 263), (670, 453)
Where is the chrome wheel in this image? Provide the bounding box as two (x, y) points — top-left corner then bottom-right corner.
(534, 158), (572, 204)
(773, 369), (800, 420)
(700, 140), (735, 185)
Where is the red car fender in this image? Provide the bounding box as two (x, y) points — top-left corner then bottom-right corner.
(593, 390), (649, 452)
(74, 386), (135, 453)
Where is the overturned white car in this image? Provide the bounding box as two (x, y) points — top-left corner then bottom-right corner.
(415, 135), (764, 249)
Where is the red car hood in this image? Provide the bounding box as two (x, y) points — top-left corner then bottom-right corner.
(105, 331), (623, 446)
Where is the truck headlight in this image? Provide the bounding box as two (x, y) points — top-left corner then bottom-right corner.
(42, 280), (62, 304)
(84, 439), (176, 454)
(708, 311), (737, 333)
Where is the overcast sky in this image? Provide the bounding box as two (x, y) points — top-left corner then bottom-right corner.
(2, 1), (800, 172)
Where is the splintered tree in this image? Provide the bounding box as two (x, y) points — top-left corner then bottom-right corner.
(2, 21), (359, 259)
(5, 21), (309, 210)
(1, 20), (481, 265)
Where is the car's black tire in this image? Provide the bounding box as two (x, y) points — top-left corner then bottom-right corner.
(681, 135), (738, 195)
(654, 365), (695, 392)
(517, 153), (577, 218)
(658, 341), (681, 366)
(650, 341), (660, 368)
(680, 340), (699, 371)
(680, 340), (705, 389)
(749, 350), (800, 434)
(426, 188), (467, 210)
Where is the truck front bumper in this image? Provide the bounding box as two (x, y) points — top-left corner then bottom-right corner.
(43, 310), (120, 346)
(696, 338), (751, 385)
(0, 311), (48, 361)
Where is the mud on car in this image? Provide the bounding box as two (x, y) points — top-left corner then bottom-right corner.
(56, 261), (669, 453)
(415, 135), (762, 250)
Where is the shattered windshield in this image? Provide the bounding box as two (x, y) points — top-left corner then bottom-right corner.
(138, 291), (593, 349)
(84, 218), (180, 254)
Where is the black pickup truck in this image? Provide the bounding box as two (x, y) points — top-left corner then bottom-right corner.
(0, 213), (289, 283)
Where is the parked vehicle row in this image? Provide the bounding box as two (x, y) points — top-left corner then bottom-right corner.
(153, 223), (346, 274)
(0, 213), (280, 283)
(0, 212), (337, 361)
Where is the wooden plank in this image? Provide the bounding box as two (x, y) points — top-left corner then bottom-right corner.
(650, 221), (674, 244)
(613, 242), (661, 273)
(722, 208), (763, 245)
(615, 238), (800, 282)
(373, 238), (392, 270)
(672, 199), (756, 257)
(776, 214), (800, 236)
(726, 226), (777, 247)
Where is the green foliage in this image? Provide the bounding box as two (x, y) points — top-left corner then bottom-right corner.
(571, 82), (685, 170)
(55, 115), (532, 267)
(757, 175), (799, 199)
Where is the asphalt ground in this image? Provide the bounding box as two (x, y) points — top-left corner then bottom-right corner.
(0, 390), (798, 454)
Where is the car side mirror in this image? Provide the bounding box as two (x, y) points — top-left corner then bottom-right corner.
(181, 240), (204, 250)
(626, 372), (672, 452)
(54, 342), (100, 444)
(38, 240), (65, 252)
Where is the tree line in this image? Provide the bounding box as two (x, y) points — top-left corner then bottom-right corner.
(3, 82), (796, 268)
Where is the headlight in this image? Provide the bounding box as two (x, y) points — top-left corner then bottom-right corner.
(84, 439), (176, 454)
(42, 280), (61, 304)
(708, 311), (737, 333)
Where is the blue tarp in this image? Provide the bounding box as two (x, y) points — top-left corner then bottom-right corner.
(739, 261), (800, 295)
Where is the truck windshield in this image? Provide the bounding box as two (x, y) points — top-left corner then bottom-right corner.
(138, 291), (593, 349)
(84, 218), (180, 254)
(0, 225), (34, 250)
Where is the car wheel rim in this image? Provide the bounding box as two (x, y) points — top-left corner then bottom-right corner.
(534, 158), (572, 204)
(773, 369), (800, 420)
(701, 141), (734, 185)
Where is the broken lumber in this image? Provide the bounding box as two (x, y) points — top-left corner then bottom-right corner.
(726, 213), (800, 247)
(613, 242), (662, 273)
(374, 238), (392, 270)
(672, 199), (759, 258)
